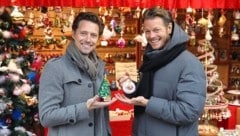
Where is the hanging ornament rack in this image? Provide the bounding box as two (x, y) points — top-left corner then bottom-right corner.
(197, 39), (230, 122)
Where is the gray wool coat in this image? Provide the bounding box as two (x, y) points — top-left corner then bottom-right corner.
(132, 23), (207, 136)
(38, 54), (111, 136)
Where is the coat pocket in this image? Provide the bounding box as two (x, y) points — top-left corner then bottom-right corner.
(63, 77), (94, 104)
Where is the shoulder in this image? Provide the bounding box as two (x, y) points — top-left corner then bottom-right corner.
(42, 56), (67, 74)
(174, 50), (204, 73)
(44, 55), (71, 69)
(45, 56), (63, 65)
(178, 50), (201, 64)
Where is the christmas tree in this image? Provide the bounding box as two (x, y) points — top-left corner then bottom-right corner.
(98, 77), (111, 102)
(0, 6), (40, 136)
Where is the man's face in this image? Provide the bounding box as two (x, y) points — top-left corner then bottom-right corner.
(72, 20), (99, 55)
(143, 17), (172, 50)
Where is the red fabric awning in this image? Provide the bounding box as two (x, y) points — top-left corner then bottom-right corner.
(1, 0), (240, 9)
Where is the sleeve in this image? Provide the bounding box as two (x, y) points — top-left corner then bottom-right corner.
(38, 61), (89, 127)
(145, 61), (206, 125)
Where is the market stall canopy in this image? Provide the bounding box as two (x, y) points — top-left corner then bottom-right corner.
(1, 0), (240, 9)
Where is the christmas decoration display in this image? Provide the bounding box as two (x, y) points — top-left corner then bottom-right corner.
(61, 9), (75, 34)
(196, 11), (230, 136)
(99, 7), (136, 49)
(227, 10), (240, 105)
(0, 7), (40, 136)
(198, 39), (230, 121)
(178, 8), (231, 122)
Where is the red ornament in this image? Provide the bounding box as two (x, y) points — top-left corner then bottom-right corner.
(116, 37), (126, 48)
(18, 27), (27, 40)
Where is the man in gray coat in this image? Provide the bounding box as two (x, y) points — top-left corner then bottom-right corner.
(116, 7), (206, 136)
(39, 12), (116, 136)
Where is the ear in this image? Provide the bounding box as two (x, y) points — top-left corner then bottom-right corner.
(167, 22), (173, 35)
(72, 32), (76, 40)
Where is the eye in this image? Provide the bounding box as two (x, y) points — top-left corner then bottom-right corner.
(144, 30), (150, 34)
(91, 33), (98, 38)
(153, 28), (161, 33)
(79, 31), (88, 37)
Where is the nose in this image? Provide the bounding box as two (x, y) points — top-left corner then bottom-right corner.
(85, 34), (91, 41)
(147, 31), (156, 38)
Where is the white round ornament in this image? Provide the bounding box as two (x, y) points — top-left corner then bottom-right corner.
(122, 80), (136, 94)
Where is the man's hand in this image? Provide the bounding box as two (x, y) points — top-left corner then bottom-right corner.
(115, 93), (149, 107)
(86, 95), (117, 110)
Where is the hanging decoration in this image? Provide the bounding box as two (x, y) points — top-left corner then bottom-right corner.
(231, 11), (240, 42)
(198, 9), (208, 27)
(10, 6), (24, 24)
(116, 13), (126, 48)
(116, 34), (126, 48)
(61, 9), (75, 34)
(100, 6), (118, 46)
(184, 7), (197, 46)
(102, 18), (117, 41)
(197, 22), (230, 122)
(26, 12), (35, 34)
(205, 12), (213, 41)
(218, 10), (227, 38)
(133, 7), (141, 19)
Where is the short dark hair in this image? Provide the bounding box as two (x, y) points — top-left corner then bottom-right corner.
(72, 12), (104, 36)
(142, 7), (173, 26)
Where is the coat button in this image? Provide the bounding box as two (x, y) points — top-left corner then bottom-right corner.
(69, 119), (74, 123)
(88, 83), (92, 88)
(78, 79), (82, 83)
(88, 122), (93, 127)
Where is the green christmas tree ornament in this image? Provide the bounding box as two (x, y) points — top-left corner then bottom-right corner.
(98, 77), (111, 102)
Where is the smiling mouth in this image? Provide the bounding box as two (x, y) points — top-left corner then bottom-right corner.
(149, 38), (160, 44)
(81, 42), (92, 47)
(150, 40), (159, 43)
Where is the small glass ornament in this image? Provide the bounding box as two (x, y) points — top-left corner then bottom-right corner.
(98, 77), (111, 102)
(122, 79), (136, 94)
(110, 81), (118, 91)
(116, 37), (126, 48)
(114, 25), (122, 34)
(189, 32), (196, 46)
